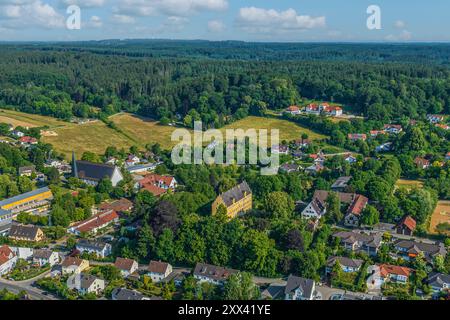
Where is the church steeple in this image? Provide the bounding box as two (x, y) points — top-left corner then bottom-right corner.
(72, 151), (78, 178)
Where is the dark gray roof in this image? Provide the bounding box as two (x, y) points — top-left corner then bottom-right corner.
(33, 249), (54, 260)
(427, 272), (450, 288)
(79, 273), (101, 289)
(261, 283), (285, 299)
(18, 165), (36, 174)
(112, 288), (146, 300)
(8, 224), (41, 240)
(284, 275), (315, 298)
(327, 256), (363, 269)
(394, 239), (447, 260)
(333, 231), (382, 248)
(331, 176), (352, 189)
(220, 181), (252, 207)
(193, 263), (238, 282)
(75, 160), (116, 182)
(76, 239), (109, 251)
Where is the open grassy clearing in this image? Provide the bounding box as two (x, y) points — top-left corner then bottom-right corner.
(223, 116), (327, 142)
(395, 179), (424, 190)
(0, 109), (65, 128)
(42, 121), (135, 159)
(429, 200), (450, 235)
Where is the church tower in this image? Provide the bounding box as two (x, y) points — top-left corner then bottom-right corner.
(72, 151), (78, 178)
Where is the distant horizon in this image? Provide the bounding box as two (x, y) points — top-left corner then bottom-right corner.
(1, 1), (449, 42)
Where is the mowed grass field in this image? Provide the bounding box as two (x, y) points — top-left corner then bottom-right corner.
(223, 116), (326, 142)
(1, 110), (328, 159)
(0, 109), (65, 128)
(395, 179), (424, 190)
(430, 200), (450, 235)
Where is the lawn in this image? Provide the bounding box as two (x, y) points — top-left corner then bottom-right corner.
(222, 116), (327, 142)
(429, 200), (450, 235)
(395, 179), (424, 190)
(0, 109), (65, 128)
(42, 121), (135, 159)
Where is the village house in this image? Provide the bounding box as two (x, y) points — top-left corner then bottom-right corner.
(99, 198), (133, 214)
(12, 130), (24, 138)
(393, 239), (447, 263)
(18, 165), (36, 177)
(396, 215), (417, 236)
(303, 103), (320, 115)
(61, 257), (89, 275)
(331, 176), (352, 192)
(125, 154), (140, 167)
(271, 144), (289, 155)
(293, 138), (311, 149)
(344, 154), (357, 164)
(348, 134), (367, 142)
(211, 181), (252, 219)
(67, 273), (105, 295)
(114, 257), (139, 278)
(445, 152), (450, 161)
(427, 272), (450, 293)
(19, 136), (38, 146)
(304, 163), (325, 175)
(0, 245), (17, 275)
(285, 106), (301, 115)
(333, 231), (382, 256)
(376, 142), (392, 152)
(435, 123), (450, 130)
(32, 249), (59, 267)
(8, 224), (44, 242)
(139, 173), (177, 197)
(414, 157), (430, 169)
(379, 264), (412, 285)
(427, 114), (445, 124)
(68, 210), (119, 235)
(284, 275), (316, 300)
(148, 260), (173, 283)
(193, 262), (238, 286)
(126, 163), (158, 174)
(76, 240), (112, 258)
(383, 124), (403, 134)
(74, 159), (123, 187)
(370, 130), (386, 137)
(301, 190), (368, 226)
(279, 163), (301, 174)
(326, 256), (364, 274)
(111, 288), (151, 300)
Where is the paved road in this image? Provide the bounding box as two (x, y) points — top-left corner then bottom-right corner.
(0, 278), (57, 300)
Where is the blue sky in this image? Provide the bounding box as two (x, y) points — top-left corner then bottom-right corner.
(0, 0), (449, 42)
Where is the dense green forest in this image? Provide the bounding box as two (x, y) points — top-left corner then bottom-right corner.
(1, 42), (450, 128)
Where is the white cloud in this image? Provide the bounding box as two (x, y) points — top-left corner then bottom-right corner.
(115, 0), (228, 17)
(86, 15), (102, 28)
(111, 14), (135, 24)
(394, 20), (406, 29)
(385, 30), (412, 41)
(207, 19), (225, 32)
(236, 7), (326, 34)
(0, 0), (64, 29)
(60, 0), (106, 8)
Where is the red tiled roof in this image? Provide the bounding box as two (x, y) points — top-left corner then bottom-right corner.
(140, 174), (175, 187)
(0, 245), (14, 265)
(141, 184), (167, 197)
(287, 106), (300, 112)
(19, 136), (37, 143)
(379, 264), (412, 278)
(398, 215), (416, 231)
(71, 210), (119, 233)
(148, 260), (170, 274)
(347, 195), (368, 216)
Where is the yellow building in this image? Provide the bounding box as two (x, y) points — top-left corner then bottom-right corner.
(212, 181), (252, 219)
(0, 187), (53, 221)
(8, 224), (45, 242)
